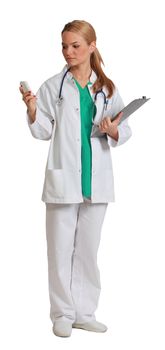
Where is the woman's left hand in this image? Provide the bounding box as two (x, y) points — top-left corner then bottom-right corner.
(99, 111), (123, 141)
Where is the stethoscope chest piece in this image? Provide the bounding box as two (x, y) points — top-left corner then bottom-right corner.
(56, 97), (63, 106)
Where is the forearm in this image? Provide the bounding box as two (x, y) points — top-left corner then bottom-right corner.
(27, 108), (36, 124)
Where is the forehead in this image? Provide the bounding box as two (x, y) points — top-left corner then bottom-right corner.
(62, 31), (86, 44)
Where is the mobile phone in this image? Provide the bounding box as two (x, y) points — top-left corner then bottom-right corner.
(20, 81), (31, 93)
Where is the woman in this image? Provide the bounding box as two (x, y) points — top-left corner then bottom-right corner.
(19, 20), (132, 338)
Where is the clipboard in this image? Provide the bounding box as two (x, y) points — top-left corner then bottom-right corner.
(111, 96), (150, 124)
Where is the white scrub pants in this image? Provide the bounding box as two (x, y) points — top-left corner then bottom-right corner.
(45, 197), (108, 325)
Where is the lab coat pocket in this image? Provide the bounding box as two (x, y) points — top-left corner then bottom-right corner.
(43, 169), (64, 198)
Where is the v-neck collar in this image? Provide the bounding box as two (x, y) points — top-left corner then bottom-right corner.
(62, 64), (97, 84)
(73, 78), (92, 90)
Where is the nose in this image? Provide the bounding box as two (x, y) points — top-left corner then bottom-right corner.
(65, 46), (73, 56)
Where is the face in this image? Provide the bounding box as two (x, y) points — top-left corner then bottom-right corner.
(61, 31), (96, 67)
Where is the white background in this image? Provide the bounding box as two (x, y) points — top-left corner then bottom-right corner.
(0, 0), (165, 349)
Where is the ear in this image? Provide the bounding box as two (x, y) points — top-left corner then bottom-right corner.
(89, 41), (96, 54)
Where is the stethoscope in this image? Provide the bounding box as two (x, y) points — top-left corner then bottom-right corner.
(57, 67), (109, 113)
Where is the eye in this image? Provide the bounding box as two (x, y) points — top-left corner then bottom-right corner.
(73, 45), (80, 48)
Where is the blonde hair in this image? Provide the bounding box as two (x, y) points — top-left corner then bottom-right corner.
(61, 20), (115, 98)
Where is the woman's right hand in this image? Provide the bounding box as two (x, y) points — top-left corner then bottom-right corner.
(19, 85), (37, 123)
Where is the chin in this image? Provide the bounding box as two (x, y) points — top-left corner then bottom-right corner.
(66, 61), (77, 67)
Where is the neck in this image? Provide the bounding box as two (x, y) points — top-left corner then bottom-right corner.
(69, 62), (92, 80)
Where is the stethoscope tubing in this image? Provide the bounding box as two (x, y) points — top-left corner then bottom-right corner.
(58, 67), (108, 111)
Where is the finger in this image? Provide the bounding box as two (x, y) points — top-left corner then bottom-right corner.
(23, 90), (32, 97)
(99, 123), (105, 132)
(104, 117), (112, 127)
(20, 91), (32, 100)
(116, 111), (123, 121)
(103, 119), (109, 129)
(24, 95), (36, 103)
(113, 111), (123, 125)
(22, 93), (33, 101)
(100, 124), (106, 132)
(100, 117), (110, 128)
(25, 95), (36, 101)
(19, 86), (32, 96)
(22, 91), (35, 100)
(118, 111), (123, 118)
(22, 93), (31, 101)
(100, 125), (106, 133)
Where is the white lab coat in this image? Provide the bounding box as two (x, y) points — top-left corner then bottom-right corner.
(27, 65), (132, 203)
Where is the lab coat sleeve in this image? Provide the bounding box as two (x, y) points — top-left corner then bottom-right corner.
(107, 87), (132, 147)
(26, 82), (55, 140)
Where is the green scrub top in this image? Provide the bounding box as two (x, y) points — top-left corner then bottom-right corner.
(74, 78), (96, 198)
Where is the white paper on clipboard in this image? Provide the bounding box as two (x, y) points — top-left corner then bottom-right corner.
(111, 96), (151, 124)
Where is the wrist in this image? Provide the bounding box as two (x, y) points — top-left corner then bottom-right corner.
(107, 126), (119, 141)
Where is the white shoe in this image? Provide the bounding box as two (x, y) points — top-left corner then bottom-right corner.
(53, 320), (72, 337)
(72, 320), (108, 333)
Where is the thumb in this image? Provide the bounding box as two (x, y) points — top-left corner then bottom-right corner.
(113, 111), (123, 124)
(117, 111), (123, 119)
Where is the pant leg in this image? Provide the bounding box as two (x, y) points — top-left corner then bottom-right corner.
(70, 201), (108, 323)
(45, 202), (80, 324)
